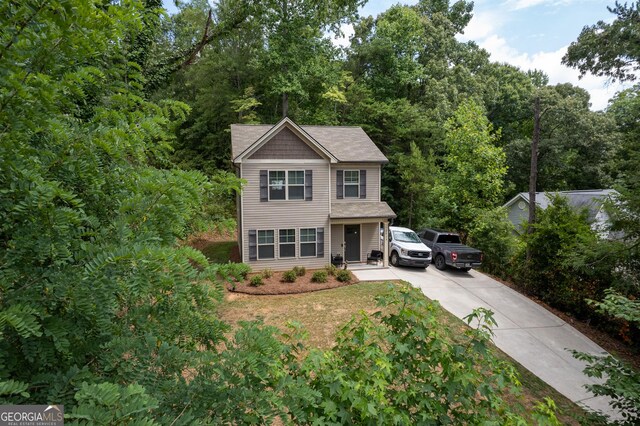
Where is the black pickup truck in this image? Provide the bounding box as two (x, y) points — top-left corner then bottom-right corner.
(418, 228), (483, 272)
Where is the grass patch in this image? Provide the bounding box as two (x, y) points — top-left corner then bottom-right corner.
(200, 241), (236, 263)
(219, 282), (588, 424)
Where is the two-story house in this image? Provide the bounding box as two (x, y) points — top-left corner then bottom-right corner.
(231, 117), (396, 271)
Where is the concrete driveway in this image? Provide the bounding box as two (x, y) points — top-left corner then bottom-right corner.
(351, 265), (617, 418)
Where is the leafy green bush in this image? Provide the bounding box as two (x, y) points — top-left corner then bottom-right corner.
(467, 207), (520, 279)
(233, 263), (252, 280)
(249, 274), (264, 287)
(282, 270), (297, 283)
(514, 195), (603, 317)
(292, 286), (557, 424)
(335, 270), (352, 283)
(311, 271), (328, 283)
(262, 268), (274, 279)
(325, 263), (338, 276)
(293, 265), (306, 276)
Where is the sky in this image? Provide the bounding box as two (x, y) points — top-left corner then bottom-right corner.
(164, 0), (631, 110)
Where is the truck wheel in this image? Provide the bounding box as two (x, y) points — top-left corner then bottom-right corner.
(390, 251), (400, 267)
(435, 254), (446, 271)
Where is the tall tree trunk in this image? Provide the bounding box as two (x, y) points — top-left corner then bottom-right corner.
(282, 92), (289, 117)
(527, 96), (541, 260)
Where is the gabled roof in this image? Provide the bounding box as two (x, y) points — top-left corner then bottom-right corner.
(503, 189), (619, 222)
(231, 118), (388, 163)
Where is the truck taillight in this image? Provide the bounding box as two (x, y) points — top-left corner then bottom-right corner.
(451, 252), (458, 261)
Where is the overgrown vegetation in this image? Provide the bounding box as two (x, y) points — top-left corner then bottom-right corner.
(2, 0), (639, 422)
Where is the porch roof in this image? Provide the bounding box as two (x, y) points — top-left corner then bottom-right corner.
(330, 202), (396, 220)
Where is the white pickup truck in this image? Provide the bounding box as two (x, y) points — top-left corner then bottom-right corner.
(388, 226), (432, 268)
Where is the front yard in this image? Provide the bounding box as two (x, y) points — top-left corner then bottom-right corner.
(219, 282), (589, 425)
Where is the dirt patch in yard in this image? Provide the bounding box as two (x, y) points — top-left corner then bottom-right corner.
(229, 269), (359, 295)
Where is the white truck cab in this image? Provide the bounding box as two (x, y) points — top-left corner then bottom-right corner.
(388, 226), (432, 268)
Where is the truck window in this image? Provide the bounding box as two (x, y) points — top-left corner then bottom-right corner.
(437, 234), (460, 244)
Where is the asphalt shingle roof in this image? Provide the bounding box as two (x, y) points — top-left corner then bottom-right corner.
(330, 202), (397, 219)
(512, 189), (618, 222)
(231, 123), (388, 163)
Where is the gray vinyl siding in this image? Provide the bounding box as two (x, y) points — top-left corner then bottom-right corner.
(242, 161), (330, 270)
(360, 223), (380, 261)
(330, 222), (380, 262)
(331, 224), (344, 258)
(507, 202), (529, 233)
(331, 164), (381, 202)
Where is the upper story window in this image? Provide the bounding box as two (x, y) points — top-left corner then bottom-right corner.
(287, 171), (304, 200)
(269, 171), (286, 200)
(344, 170), (359, 198)
(268, 170), (305, 200)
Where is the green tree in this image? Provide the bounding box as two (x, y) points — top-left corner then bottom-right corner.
(394, 142), (437, 228)
(505, 84), (617, 198)
(563, 1), (640, 82)
(515, 195), (604, 315)
(0, 0), (240, 419)
(432, 99), (507, 238)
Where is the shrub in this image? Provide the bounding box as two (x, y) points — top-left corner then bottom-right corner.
(514, 195), (602, 317)
(311, 271), (328, 283)
(293, 266), (306, 276)
(282, 270), (297, 283)
(249, 274), (264, 287)
(325, 263), (338, 276)
(467, 207), (520, 279)
(228, 262), (251, 280)
(335, 270), (352, 283)
(262, 268), (274, 279)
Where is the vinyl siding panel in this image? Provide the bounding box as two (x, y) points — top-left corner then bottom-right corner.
(331, 224), (344, 258)
(507, 203), (528, 233)
(360, 223), (380, 261)
(242, 161), (330, 270)
(331, 163), (381, 203)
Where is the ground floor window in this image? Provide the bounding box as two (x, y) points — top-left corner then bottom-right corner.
(279, 229), (295, 258)
(257, 230), (275, 259)
(300, 228), (317, 257)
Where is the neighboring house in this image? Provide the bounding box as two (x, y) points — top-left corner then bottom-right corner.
(503, 189), (620, 237)
(231, 117), (396, 270)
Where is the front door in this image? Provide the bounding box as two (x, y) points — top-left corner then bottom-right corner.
(344, 224), (360, 262)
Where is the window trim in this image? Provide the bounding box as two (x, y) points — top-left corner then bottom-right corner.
(278, 228), (296, 259)
(343, 169), (360, 198)
(267, 169), (306, 201)
(299, 227), (317, 258)
(257, 229), (275, 260)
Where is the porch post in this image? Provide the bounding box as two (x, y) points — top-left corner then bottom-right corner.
(383, 220), (389, 267)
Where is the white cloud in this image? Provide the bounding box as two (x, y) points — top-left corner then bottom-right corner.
(459, 10), (507, 41)
(478, 35), (629, 110)
(503, 0), (573, 11)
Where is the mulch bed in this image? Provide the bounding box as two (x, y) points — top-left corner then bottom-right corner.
(229, 270), (359, 295)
